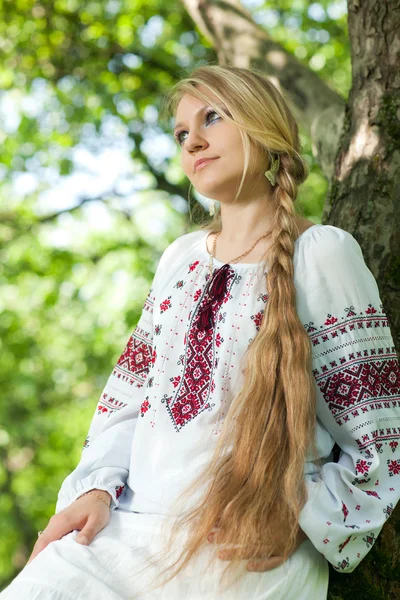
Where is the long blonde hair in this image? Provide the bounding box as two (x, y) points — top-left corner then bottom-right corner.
(134, 65), (320, 595)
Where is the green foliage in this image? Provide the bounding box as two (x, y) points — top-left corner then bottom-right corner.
(0, 0), (351, 589)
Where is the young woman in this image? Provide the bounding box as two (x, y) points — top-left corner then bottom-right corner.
(2, 65), (399, 600)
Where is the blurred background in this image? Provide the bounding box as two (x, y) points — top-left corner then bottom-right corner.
(0, 0), (350, 587)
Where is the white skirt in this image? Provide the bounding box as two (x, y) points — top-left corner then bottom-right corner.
(0, 509), (329, 599)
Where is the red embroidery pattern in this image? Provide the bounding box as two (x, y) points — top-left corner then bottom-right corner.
(387, 459), (400, 476)
(250, 310), (264, 331)
(306, 305), (400, 453)
(115, 485), (125, 499)
(160, 297), (172, 313)
(114, 326), (153, 387)
(383, 503), (393, 519)
(97, 393), (128, 415)
(304, 303), (387, 338)
(140, 397), (151, 417)
(338, 535), (352, 553)
(362, 533), (375, 548)
(357, 428), (400, 451)
(333, 557), (350, 571)
(362, 489), (381, 499)
(189, 260), (200, 272)
(164, 267), (237, 432)
(342, 501), (349, 522)
(315, 355), (399, 425)
(355, 459), (372, 475)
(170, 375), (181, 388)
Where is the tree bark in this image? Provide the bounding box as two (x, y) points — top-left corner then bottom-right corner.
(181, 1), (400, 598)
(325, 0), (400, 350)
(182, 0), (346, 180)
(326, 5), (400, 596)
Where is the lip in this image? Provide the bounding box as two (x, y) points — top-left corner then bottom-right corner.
(194, 157), (218, 171)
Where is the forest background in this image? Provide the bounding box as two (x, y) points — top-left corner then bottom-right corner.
(1, 0), (398, 598)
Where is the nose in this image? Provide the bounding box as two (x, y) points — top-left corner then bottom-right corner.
(184, 129), (209, 152)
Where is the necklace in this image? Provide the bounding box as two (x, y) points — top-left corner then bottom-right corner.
(208, 229), (271, 276)
(197, 229), (271, 332)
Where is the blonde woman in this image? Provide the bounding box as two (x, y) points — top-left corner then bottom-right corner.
(2, 65), (400, 600)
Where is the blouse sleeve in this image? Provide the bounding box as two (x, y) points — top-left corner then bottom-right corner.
(295, 225), (400, 573)
(55, 240), (176, 513)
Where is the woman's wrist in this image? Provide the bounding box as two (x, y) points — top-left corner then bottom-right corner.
(78, 488), (112, 508)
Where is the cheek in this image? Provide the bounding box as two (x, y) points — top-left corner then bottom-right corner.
(181, 157), (194, 179)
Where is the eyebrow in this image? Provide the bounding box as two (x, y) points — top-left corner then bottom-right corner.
(173, 103), (227, 132)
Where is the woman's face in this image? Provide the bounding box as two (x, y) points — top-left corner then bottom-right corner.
(174, 86), (266, 204)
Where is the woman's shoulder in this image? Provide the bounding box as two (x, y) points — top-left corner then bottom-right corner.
(296, 222), (361, 261)
(293, 223), (366, 293)
(156, 230), (205, 275)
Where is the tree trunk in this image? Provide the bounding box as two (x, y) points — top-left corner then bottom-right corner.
(326, 2), (400, 597)
(181, 1), (400, 598)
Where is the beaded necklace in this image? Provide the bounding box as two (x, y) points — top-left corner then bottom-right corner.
(197, 230), (271, 331)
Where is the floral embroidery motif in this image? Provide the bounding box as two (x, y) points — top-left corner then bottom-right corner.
(140, 397), (151, 417)
(160, 296), (172, 313)
(387, 458), (400, 476)
(170, 375), (181, 388)
(362, 533), (375, 548)
(250, 310), (264, 331)
(333, 557), (350, 571)
(342, 501), (349, 522)
(356, 459), (372, 475)
(189, 260), (199, 272)
(257, 292), (268, 303)
(383, 503), (393, 519)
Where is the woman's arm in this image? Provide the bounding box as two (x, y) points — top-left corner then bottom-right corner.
(54, 237), (180, 512)
(295, 226), (400, 573)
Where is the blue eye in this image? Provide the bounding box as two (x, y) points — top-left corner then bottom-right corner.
(174, 109), (220, 146)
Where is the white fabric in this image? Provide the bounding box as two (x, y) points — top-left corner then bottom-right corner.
(3, 223), (399, 598)
(0, 509), (329, 599)
(56, 224), (400, 572)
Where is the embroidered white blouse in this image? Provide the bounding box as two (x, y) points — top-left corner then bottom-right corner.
(56, 224), (400, 573)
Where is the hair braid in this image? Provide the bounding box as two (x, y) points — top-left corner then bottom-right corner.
(137, 65), (320, 597)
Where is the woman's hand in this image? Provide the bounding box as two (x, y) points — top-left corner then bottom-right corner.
(207, 521), (308, 572)
(27, 489), (112, 565)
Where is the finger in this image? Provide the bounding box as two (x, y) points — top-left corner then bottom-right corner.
(217, 545), (247, 561)
(27, 517), (74, 563)
(207, 530), (218, 543)
(75, 516), (104, 546)
(246, 555), (285, 572)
